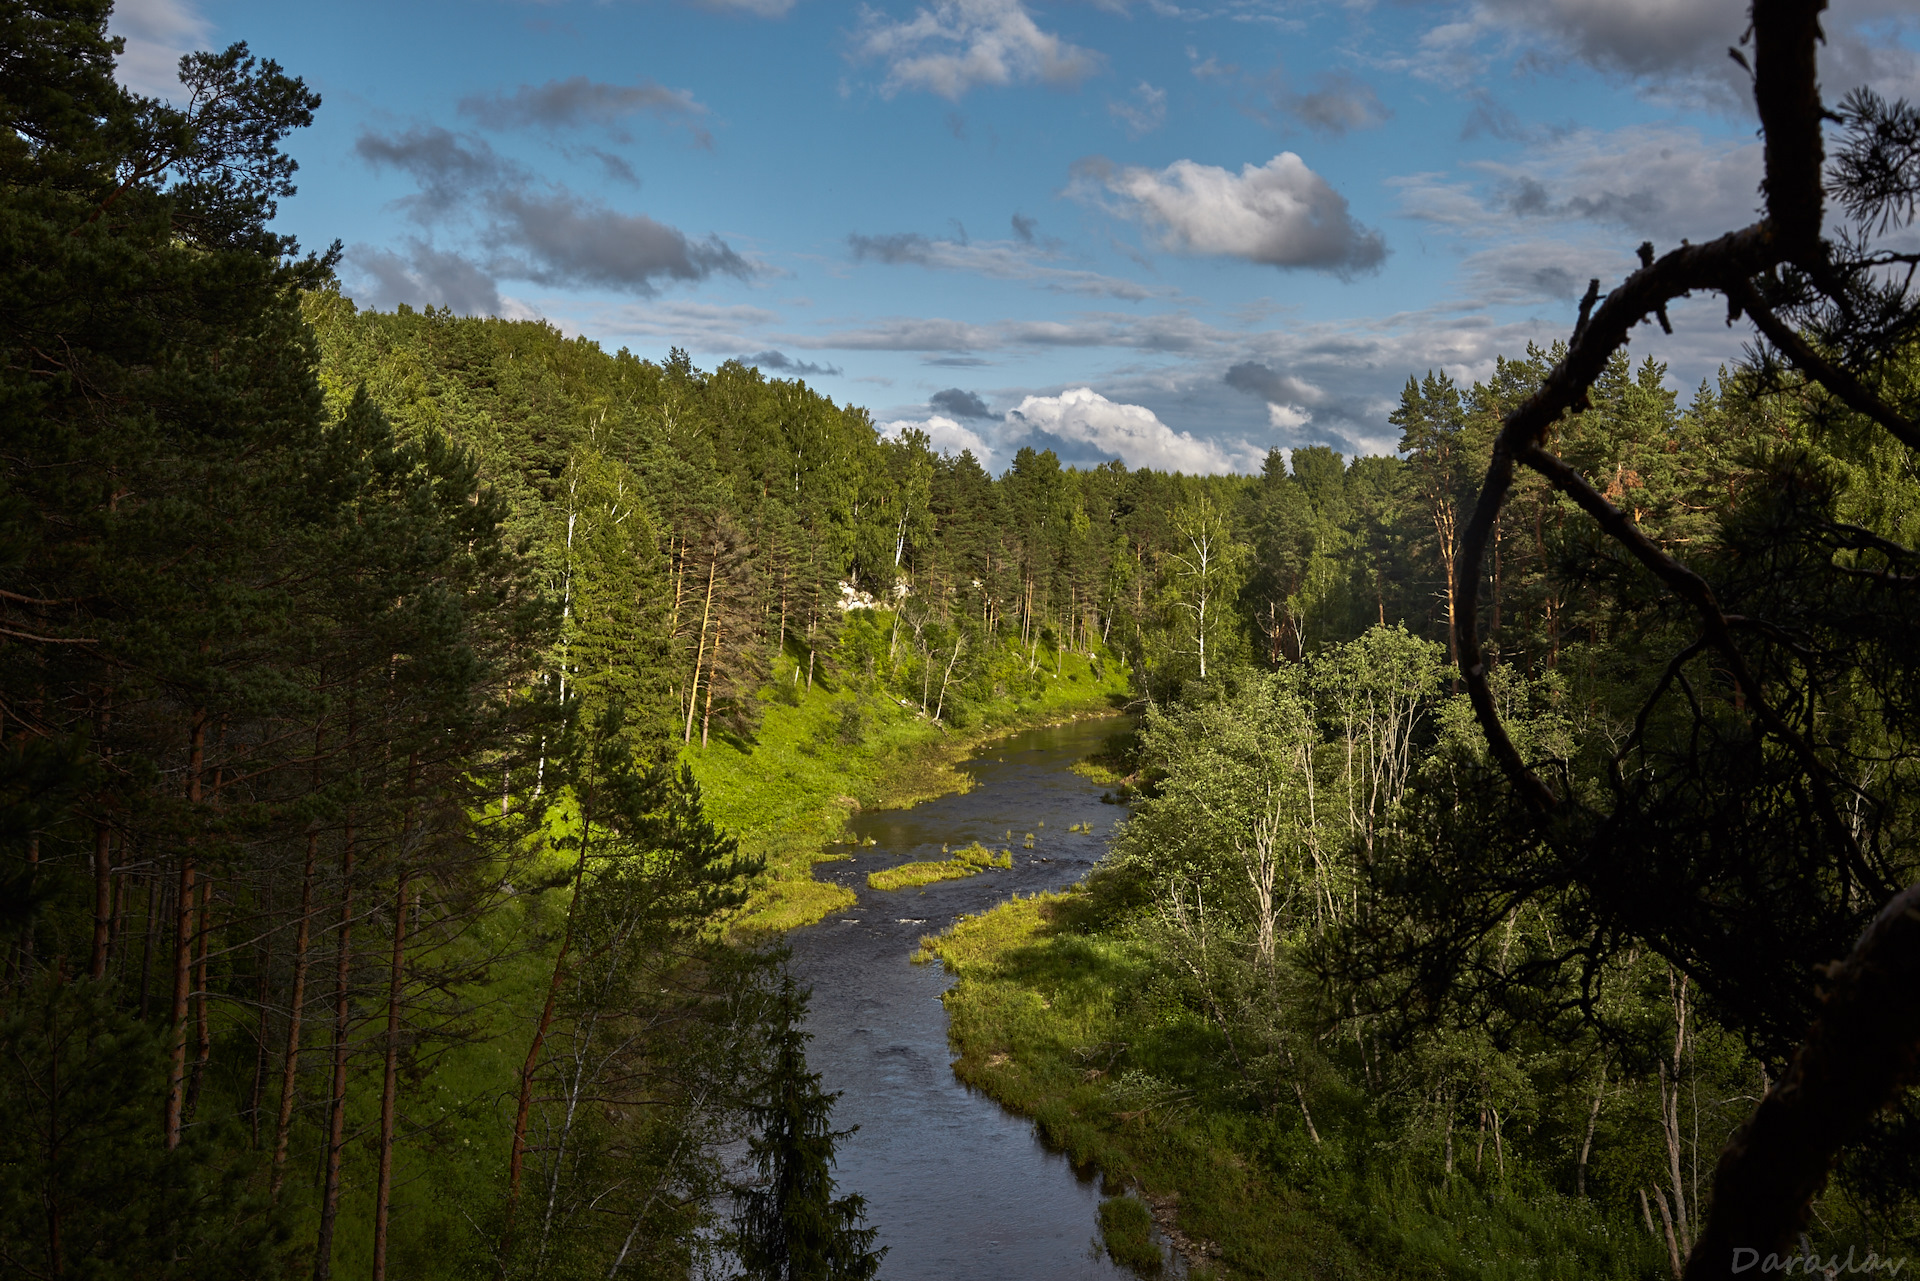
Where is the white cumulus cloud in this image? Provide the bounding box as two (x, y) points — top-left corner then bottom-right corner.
(1267, 403), (1312, 431)
(857, 0), (1102, 100)
(1096, 153), (1386, 276)
(1008, 387), (1258, 474)
(880, 415), (998, 466)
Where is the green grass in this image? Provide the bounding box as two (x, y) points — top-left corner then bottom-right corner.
(1100, 1196), (1165, 1274)
(868, 860), (981, 891)
(919, 892), (1665, 1281)
(1070, 758), (1126, 785)
(868, 841), (1012, 891)
(686, 632), (1130, 933)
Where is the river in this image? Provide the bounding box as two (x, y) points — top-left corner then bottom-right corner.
(783, 714), (1150, 1280)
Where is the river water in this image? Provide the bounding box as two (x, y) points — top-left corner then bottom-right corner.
(784, 715), (1140, 1280)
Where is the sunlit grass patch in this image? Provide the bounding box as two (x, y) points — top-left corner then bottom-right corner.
(953, 840), (1011, 869)
(733, 875), (857, 935)
(867, 842), (1011, 891)
(867, 860), (980, 891)
(687, 634), (1129, 931)
(1070, 758), (1125, 785)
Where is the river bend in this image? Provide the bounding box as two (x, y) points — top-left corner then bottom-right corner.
(785, 716), (1135, 1281)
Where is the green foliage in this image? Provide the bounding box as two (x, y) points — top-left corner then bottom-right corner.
(1097, 1196), (1163, 1273)
(922, 892), (1667, 1280)
(0, 9), (854, 1279)
(936, 607), (1905, 1271)
(0, 974), (295, 1279)
(8, 4), (1915, 1270)
(692, 637), (1127, 933)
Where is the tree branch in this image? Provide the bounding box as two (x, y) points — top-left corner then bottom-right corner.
(1454, 222), (1778, 811)
(1728, 279), (1920, 452)
(0, 625), (97, 645)
(1454, 0), (1835, 823)
(1684, 880), (1920, 1277)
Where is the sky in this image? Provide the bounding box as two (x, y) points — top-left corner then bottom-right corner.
(111, 0), (1920, 474)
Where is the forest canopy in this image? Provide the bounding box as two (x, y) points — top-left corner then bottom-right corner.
(3, 0), (1920, 1279)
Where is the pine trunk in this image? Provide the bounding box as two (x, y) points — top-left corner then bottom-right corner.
(271, 828), (320, 1197)
(1577, 1062), (1606, 1197)
(684, 554), (717, 744)
(162, 853), (196, 1148)
(184, 878), (213, 1121)
(248, 886), (275, 1147)
(89, 699), (113, 978)
(702, 620), (723, 747)
(313, 815), (356, 1281)
(163, 710), (207, 1149)
(371, 875), (412, 1281)
(1436, 505), (1459, 669)
(138, 867), (161, 1019)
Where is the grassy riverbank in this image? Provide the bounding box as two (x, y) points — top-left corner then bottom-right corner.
(686, 631), (1130, 934)
(919, 892), (1663, 1281)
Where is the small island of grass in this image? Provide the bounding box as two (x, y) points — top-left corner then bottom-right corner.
(867, 841), (1012, 891)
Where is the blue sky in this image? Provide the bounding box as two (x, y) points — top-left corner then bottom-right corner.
(112, 0), (1919, 473)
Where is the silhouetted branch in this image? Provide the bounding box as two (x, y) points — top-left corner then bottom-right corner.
(1683, 881), (1920, 1277)
(1454, 0), (1832, 815)
(1728, 279), (1920, 452)
(1448, 0), (1920, 1248)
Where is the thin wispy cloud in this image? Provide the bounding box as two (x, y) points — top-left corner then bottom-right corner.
(1477, 125), (1763, 240)
(459, 76), (713, 147)
(1483, 0), (1747, 79)
(696, 0), (798, 16)
(846, 228), (1177, 299)
(107, 0), (212, 97)
(348, 239), (506, 316)
(1221, 61), (1391, 137)
(484, 189), (749, 290)
(1224, 360), (1326, 408)
(1431, 0), (1914, 109)
(739, 349), (846, 378)
(1108, 81), (1167, 137)
(800, 309), (1228, 355)
(588, 301), (784, 351)
(354, 127), (523, 222)
(1272, 69), (1389, 137)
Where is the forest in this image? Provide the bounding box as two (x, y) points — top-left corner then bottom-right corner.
(4, 0), (1920, 1278)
